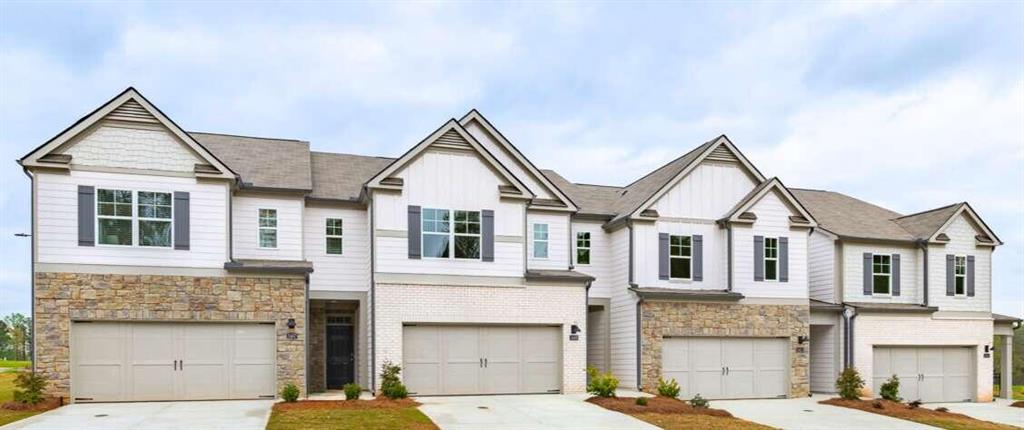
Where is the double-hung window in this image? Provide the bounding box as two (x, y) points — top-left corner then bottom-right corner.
(97, 189), (133, 245)
(669, 235), (692, 280)
(872, 254), (892, 294)
(764, 237), (779, 281)
(326, 218), (343, 255)
(453, 210), (481, 259)
(422, 208), (481, 259)
(138, 191), (172, 247)
(576, 232), (591, 265)
(258, 209), (278, 248)
(953, 255), (966, 295)
(533, 223), (549, 258)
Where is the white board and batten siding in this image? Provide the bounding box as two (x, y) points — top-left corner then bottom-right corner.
(232, 195), (304, 261)
(35, 170), (228, 268)
(927, 213), (992, 313)
(808, 230), (836, 303)
(304, 206), (370, 292)
(373, 149), (524, 277)
(732, 191), (808, 299)
(527, 212), (569, 271)
(462, 120), (556, 201)
(650, 161), (757, 219)
(842, 242), (920, 304)
(607, 227), (638, 388)
(573, 221), (613, 298)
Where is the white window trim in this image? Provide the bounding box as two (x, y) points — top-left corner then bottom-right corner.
(669, 234), (692, 281)
(953, 255), (967, 297)
(871, 253), (893, 296)
(325, 217), (343, 256)
(95, 189), (174, 249)
(533, 223), (549, 259)
(421, 208), (482, 261)
(763, 236), (779, 282)
(575, 231), (591, 265)
(258, 208), (278, 249)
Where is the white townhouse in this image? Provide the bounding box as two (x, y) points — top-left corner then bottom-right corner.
(16, 87), (1017, 403)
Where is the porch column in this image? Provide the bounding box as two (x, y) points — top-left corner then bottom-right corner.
(1001, 335), (1013, 399)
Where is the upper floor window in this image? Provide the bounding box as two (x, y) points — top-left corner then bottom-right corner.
(872, 254), (892, 294)
(138, 192), (172, 247)
(422, 208), (480, 259)
(326, 218), (343, 255)
(576, 232), (591, 265)
(96, 189), (173, 247)
(533, 223), (549, 258)
(953, 255), (966, 295)
(669, 235), (692, 280)
(258, 208), (277, 248)
(763, 237), (779, 281)
(97, 189), (133, 246)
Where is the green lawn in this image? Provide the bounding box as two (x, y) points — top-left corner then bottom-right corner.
(266, 400), (438, 430)
(0, 361), (30, 370)
(0, 372), (46, 426)
(992, 385), (1024, 400)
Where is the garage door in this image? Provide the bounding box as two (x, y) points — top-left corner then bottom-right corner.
(403, 325), (561, 395)
(662, 337), (788, 400)
(873, 346), (973, 403)
(71, 322), (276, 402)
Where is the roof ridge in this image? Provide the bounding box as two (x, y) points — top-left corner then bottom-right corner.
(893, 202), (962, 220)
(311, 150), (396, 160)
(621, 138), (717, 189)
(189, 130), (308, 144)
(573, 182), (624, 189)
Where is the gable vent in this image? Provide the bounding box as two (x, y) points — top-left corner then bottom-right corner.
(105, 99), (160, 124)
(433, 129), (473, 150)
(706, 145), (738, 163)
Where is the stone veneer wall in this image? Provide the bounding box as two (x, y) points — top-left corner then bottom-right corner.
(640, 301), (810, 397)
(34, 272), (306, 399)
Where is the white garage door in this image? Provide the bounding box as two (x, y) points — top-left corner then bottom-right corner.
(663, 337), (788, 400)
(71, 322), (276, 402)
(873, 346), (973, 403)
(403, 325), (561, 395)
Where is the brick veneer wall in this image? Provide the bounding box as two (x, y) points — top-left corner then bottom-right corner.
(34, 272), (306, 399)
(639, 301), (810, 397)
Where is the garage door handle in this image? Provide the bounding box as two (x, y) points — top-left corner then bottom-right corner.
(484, 358), (488, 368)
(173, 360), (177, 371)
(479, 358), (483, 368)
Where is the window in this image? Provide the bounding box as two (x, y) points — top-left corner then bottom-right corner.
(422, 208), (450, 258)
(669, 235), (692, 280)
(97, 189), (133, 245)
(954, 255), (966, 295)
(422, 208), (481, 260)
(764, 237), (779, 281)
(872, 254), (892, 294)
(576, 232), (591, 265)
(258, 209), (277, 248)
(533, 223), (549, 258)
(138, 192), (172, 247)
(453, 210), (481, 259)
(326, 218), (343, 255)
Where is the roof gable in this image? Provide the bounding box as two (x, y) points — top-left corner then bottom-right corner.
(925, 203), (1001, 245)
(19, 88), (235, 180)
(721, 178), (817, 227)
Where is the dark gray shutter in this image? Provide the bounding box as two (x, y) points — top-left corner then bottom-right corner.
(753, 236), (764, 281)
(408, 205), (421, 259)
(945, 254), (954, 296)
(966, 255), (975, 297)
(779, 237), (789, 282)
(891, 254), (900, 296)
(692, 235), (703, 282)
(863, 253), (872, 295)
(481, 209), (494, 262)
(173, 191), (190, 250)
(78, 185), (95, 246)
(658, 233), (669, 280)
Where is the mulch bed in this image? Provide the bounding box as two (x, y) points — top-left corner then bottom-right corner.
(1011, 401), (1023, 408)
(1, 398), (61, 412)
(586, 396), (732, 417)
(820, 398), (1018, 430)
(273, 397), (420, 411)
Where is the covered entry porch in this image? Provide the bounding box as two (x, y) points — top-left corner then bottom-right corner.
(307, 291), (369, 394)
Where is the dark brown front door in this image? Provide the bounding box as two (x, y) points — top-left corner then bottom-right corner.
(326, 324), (355, 389)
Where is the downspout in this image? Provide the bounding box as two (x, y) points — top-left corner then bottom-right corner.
(726, 223), (734, 291)
(23, 168), (36, 372)
(304, 273), (310, 397)
(917, 239), (929, 307)
(369, 194), (377, 394)
(842, 307), (858, 369)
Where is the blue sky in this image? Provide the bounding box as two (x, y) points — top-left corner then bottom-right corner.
(0, 2), (1021, 317)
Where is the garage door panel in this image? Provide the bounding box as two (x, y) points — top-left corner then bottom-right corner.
(873, 346), (973, 403)
(130, 364), (177, 401)
(662, 337), (787, 400)
(443, 327), (482, 395)
(403, 326), (441, 395)
(482, 328), (520, 394)
(75, 365), (123, 401)
(232, 364), (276, 398)
(723, 340), (754, 398)
(183, 364), (229, 400)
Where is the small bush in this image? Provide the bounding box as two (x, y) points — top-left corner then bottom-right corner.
(343, 383), (361, 400)
(13, 372), (47, 405)
(879, 374), (900, 401)
(635, 397), (648, 406)
(835, 367), (865, 400)
(936, 407), (949, 413)
(656, 377), (681, 398)
(872, 400), (884, 409)
(689, 393), (709, 409)
(586, 366), (619, 398)
(907, 400), (922, 409)
(380, 361), (408, 399)
(280, 384), (300, 402)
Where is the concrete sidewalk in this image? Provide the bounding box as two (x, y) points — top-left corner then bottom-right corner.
(417, 394), (658, 430)
(715, 394), (935, 430)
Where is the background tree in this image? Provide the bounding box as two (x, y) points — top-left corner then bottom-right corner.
(993, 330), (1024, 389)
(2, 314), (31, 361)
(0, 319), (11, 360)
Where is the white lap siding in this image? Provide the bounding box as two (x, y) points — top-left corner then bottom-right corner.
(808, 230), (836, 303)
(527, 212), (570, 271)
(842, 243), (921, 304)
(573, 221), (612, 298)
(607, 227), (638, 389)
(732, 192), (809, 299)
(927, 214), (992, 313)
(232, 195), (304, 261)
(304, 206), (370, 292)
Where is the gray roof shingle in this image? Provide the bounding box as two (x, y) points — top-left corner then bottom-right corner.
(541, 169), (622, 217)
(191, 132), (313, 191)
(790, 188), (919, 242)
(310, 151), (394, 201)
(894, 203), (963, 240)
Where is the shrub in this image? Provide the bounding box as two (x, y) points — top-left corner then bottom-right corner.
(280, 383), (300, 402)
(380, 361), (408, 399)
(872, 400), (884, 409)
(879, 374), (900, 402)
(656, 377), (681, 398)
(907, 400), (922, 409)
(586, 366), (619, 398)
(635, 397), (648, 406)
(689, 393), (709, 409)
(13, 372), (47, 405)
(343, 383), (361, 400)
(936, 407), (949, 413)
(835, 367), (865, 400)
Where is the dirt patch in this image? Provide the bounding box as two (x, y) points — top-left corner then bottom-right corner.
(274, 398), (420, 412)
(1, 398), (61, 412)
(1011, 401), (1023, 408)
(821, 398), (1018, 430)
(586, 396), (732, 417)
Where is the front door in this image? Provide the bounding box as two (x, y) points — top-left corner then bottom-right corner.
(326, 322), (354, 389)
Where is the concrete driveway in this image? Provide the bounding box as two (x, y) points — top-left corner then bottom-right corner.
(416, 394), (658, 430)
(715, 394), (934, 430)
(927, 398), (1023, 428)
(0, 400), (274, 430)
